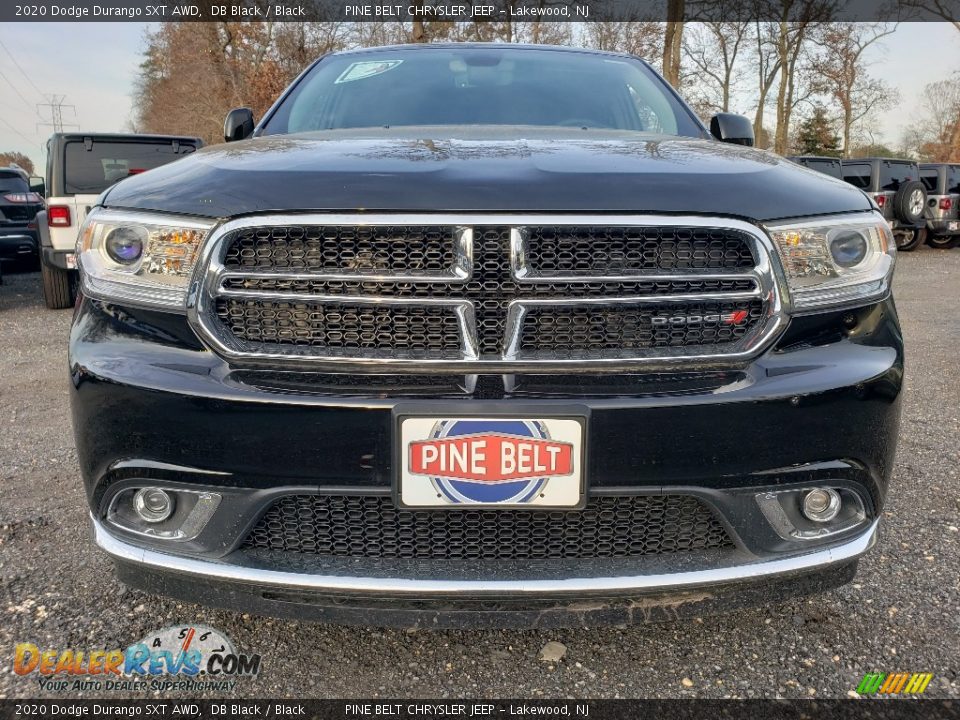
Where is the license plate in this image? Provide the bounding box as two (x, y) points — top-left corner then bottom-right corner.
(65, 253), (77, 269)
(398, 417), (584, 508)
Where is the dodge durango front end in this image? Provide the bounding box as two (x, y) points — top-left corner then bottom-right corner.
(71, 44), (902, 627)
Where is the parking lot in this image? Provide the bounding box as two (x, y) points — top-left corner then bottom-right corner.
(0, 249), (957, 700)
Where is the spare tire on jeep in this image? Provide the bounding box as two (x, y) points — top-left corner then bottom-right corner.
(892, 180), (926, 225)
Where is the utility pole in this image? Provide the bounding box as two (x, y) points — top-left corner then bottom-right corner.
(36, 94), (78, 134)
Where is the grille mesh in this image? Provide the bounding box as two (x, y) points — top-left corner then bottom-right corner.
(222, 225), (455, 274)
(526, 225), (755, 274)
(215, 298), (461, 356)
(242, 494), (734, 560)
(520, 300), (764, 353)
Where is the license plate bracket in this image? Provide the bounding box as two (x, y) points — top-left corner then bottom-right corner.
(394, 406), (587, 510)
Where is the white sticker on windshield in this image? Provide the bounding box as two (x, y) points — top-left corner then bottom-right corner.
(335, 60), (403, 84)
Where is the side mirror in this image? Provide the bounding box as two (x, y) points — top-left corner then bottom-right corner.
(224, 108), (255, 143)
(710, 113), (755, 147)
(29, 176), (45, 196)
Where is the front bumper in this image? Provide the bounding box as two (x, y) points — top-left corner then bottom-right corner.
(95, 515), (873, 627)
(71, 294), (903, 625)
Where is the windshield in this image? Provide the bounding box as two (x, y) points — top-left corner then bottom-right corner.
(63, 140), (197, 195)
(263, 48), (702, 137)
(0, 173), (28, 193)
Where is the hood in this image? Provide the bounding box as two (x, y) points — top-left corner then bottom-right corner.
(101, 128), (872, 223)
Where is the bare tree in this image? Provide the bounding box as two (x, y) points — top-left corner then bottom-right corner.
(514, 21), (573, 45)
(750, 21), (782, 148)
(134, 22), (347, 144)
(585, 22), (664, 66)
(771, 1), (830, 155)
(902, 75), (960, 161)
(662, 0), (686, 87)
(682, 21), (750, 113)
(902, 0), (960, 32)
(814, 23), (898, 157)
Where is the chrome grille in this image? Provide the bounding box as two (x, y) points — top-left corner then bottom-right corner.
(191, 214), (782, 371)
(221, 276), (758, 297)
(242, 494), (734, 560)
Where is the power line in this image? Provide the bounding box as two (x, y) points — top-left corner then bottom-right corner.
(0, 114), (38, 147)
(36, 94), (78, 134)
(0, 35), (43, 99)
(0, 67), (38, 116)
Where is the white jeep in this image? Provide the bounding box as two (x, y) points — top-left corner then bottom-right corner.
(38, 133), (201, 308)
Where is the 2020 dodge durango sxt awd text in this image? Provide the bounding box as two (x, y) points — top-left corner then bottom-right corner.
(71, 45), (902, 627)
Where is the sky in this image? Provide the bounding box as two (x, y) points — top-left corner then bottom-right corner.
(1, 21), (958, 173)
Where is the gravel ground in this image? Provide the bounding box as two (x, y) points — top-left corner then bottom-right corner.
(0, 250), (957, 700)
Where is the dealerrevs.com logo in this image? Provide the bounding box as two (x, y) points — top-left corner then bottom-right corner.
(13, 624), (261, 693)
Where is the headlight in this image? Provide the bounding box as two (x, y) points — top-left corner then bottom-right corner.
(765, 212), (895, 311)
(77, 208), (216, 311)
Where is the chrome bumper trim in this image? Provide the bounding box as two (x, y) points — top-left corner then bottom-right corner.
(92, 516), (877, 597)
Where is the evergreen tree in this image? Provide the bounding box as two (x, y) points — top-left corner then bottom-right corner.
(793, 106), (842, 156)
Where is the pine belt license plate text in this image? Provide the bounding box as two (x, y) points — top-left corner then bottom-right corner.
(399, 417), (584, 508)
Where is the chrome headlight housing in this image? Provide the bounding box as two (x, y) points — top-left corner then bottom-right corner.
(77, 208), (216, 311)
(765, 212), (895, 311)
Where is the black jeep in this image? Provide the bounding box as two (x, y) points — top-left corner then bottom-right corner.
(71, 44), (901, 627)
(787, 155), (843, 179)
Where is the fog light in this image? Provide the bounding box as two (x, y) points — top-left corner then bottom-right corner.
(802, 488), (841, 522)
(133, 488), (175, 523)
(756, 485), (867, 541)
(107, 487), (221, 541)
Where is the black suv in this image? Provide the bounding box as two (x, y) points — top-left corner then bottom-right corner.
(841, 157), (928, 250)
(0, 166), (44, 267)
(72, 45), (901, 627)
